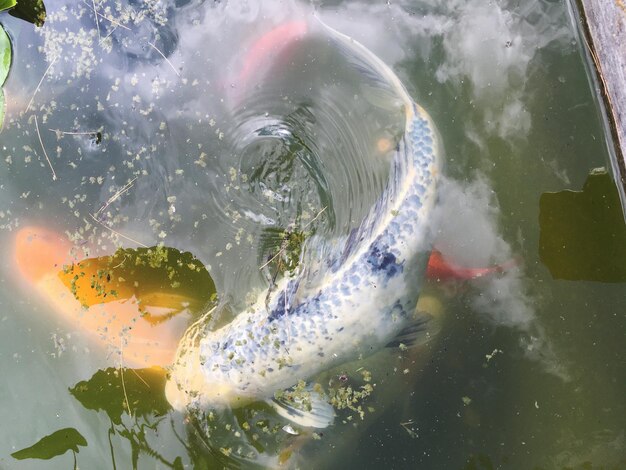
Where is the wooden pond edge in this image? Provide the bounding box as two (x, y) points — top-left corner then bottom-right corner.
(574, 0), (626, 216)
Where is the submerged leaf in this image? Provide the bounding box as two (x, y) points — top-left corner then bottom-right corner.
(539, 169), (626, 281)
(69, 367), (170, 425)
(11, 428), (87, 460)
(58, 245), (216, 319)
(8, 0), (46, 27)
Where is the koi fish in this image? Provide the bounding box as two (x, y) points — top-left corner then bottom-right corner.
(165, 20), (443, 427)
(426, 250), (518, 281)
(13, 226), (195, 367)
(226, 20), (308, 104)
(237, 20), (307, 88)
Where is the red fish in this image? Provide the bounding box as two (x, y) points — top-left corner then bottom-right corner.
(237, 20), (308, 87)
(426, 249), (518, 281)
(225, 20), (308, 104)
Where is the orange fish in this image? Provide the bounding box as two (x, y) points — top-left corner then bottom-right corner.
(13, 226), (200, 368)
(426, 249), (518, 281)
(226, 20), (308, 104)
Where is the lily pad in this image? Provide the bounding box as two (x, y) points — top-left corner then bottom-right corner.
(11, 427), (87, 461)
(539, 168), (626, 282)
(69, 367), (170, 425)
(0, 0), (17, 14)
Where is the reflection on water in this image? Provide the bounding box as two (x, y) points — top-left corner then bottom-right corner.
(540, 169), (626, 282)
(0, 0), (624, 469)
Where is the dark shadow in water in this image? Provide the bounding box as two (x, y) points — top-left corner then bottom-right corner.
(70, 367), (184, 470)
(539, 169), (626, 282)
(7, 0), (46, 27)
(11, 427), (86, 469)
(58, 245), (216, 318)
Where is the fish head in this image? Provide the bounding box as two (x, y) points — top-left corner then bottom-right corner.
(14, 226), (75, 282)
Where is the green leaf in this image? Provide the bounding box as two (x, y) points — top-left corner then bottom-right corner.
(8, 0), (46, 27)
(11, 428), (87, 460)
(539, 169), (626, 281)
(69, 367), (171, 425)
(0, 23), (10, 86)
(0, 0), (17, 14)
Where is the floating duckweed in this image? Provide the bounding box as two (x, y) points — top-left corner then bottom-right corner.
(329, 382), (375, 420)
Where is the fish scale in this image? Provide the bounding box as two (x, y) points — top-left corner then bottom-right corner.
(166, 23), (442, 411)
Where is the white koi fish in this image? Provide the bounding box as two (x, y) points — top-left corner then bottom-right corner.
(165, 19), (443, 427)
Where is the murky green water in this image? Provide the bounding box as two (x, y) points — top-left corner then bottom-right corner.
(0, 0), (624, 469)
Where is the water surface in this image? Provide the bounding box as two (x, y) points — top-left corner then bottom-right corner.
(0, 0), (624, 469)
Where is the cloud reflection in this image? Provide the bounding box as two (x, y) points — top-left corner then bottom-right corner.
(318, 0), (572, 141)
(8, 0), (572, 378)
(431, 175), (569, 380)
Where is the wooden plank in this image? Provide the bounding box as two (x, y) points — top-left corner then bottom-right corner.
(578, 1), (626, 196)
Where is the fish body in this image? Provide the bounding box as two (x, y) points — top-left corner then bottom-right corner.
(236, 21), (308, 89)
(166, 22), (442, 410)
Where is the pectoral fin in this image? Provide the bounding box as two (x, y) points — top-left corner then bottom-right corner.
(386, 294), (443, 348)
(268, 386), (335, 429)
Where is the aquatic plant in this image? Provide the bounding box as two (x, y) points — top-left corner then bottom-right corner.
(0, 0), (16, 14)
(11, 427), (87, 469)
(0, 22), (9, 130)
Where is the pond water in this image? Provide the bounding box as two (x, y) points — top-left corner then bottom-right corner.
(0, 0), (624, 469)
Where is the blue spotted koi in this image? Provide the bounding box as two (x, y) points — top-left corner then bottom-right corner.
(166, 20), (442, 415)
